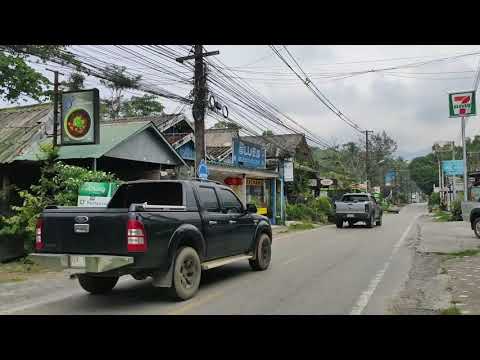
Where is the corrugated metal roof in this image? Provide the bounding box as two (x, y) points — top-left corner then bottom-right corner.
(0, 103), (52, 163)
(15, 121), (149, 161)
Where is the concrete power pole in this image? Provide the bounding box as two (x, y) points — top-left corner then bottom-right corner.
(365, 130), (373, 192)
(46, 69), (64, 147)
(176, 46), (219, 175)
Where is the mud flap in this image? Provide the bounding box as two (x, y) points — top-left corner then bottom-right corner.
(151, 261), (174, 288)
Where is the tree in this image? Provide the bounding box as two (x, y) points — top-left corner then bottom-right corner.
(121, 94), (164, 117)
(212, 120), (240, 129)
(100, 65), (141, 120)
(0, 45), (75, 103)
(408, 154), (437, 195)
(62, 72), (85, 91)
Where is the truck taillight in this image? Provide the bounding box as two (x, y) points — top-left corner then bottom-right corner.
(35, 218), (44, 250)
(127, 219), (147, 252)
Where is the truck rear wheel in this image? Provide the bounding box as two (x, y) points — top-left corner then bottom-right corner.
(169, 246), (202, 301)
(336, 219), (343, 228)
(473, 218), (480, 239)
(366, 214), (375, 228)
(78, 275), (119, 295)
(249, 233), (271, 271)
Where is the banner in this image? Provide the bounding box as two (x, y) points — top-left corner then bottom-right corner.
(232, 139), (266, 169)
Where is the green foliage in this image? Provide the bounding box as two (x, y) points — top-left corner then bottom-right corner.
(0, 46), (75, 103)
(288, 222), (315, 231)
(100, 65), (142, 120)
(121, 94), (164, 117)
(62, 72), (85, 91)
(409, 154), (437, 195)
(428, 192), (440, 207)
(450, 199), (463, 221)
(441, 306), (462, 315)
(212, 120), (240, 129)
(0, 144), (119, 252)
(286, 196), (332, 224)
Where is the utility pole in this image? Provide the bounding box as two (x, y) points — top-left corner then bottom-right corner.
(364, 130), (373, 192)
(176, 46), (219, 175)
(46, 69), (64, 147)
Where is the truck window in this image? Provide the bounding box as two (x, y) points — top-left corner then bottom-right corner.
(219, 189), (243, 214)
(341, 194), (370, 202)
(198, 186), (220, 212)
(108, 182), (183, 208)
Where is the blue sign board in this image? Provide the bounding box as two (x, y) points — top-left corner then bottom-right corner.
(198, 159), (208, 180)
(232, 139), (266, 169)
(442, 160), (464, 176)
(385, 170), (396, 184)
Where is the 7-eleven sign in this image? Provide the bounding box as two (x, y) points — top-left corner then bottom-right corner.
(449, 90), (476, 117)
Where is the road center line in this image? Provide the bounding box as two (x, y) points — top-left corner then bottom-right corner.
(349, 214), (421, 315)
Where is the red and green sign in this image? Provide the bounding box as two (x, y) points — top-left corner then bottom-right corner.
(449, 90), (476, 118)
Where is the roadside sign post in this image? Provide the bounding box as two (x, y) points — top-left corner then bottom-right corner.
(449, 90), (476, 201)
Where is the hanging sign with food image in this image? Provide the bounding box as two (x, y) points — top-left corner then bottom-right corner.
(61, 89), (100, 145)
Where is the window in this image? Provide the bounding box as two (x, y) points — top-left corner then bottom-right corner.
(198, 187), (220, 212)
(108, 182), (183, 208)
(341, 195), (370, 203)
(219, 189), (243, 214)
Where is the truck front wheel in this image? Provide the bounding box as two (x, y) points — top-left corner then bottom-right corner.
(473, 218), (480, 239)
(78, 275), (119, 295)
(169, 246), (202, 301)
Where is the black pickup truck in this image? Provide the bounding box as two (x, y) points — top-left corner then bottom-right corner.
(31, 180), (272, 301)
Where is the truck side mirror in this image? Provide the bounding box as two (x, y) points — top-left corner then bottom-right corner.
(246, 203), (257, 214)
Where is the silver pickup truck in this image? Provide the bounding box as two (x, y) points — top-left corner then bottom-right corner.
(334, 193), (383, 228)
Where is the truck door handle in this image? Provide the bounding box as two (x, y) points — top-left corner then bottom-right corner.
(209, 221), (218, 225)
(229, 220), (237, 224)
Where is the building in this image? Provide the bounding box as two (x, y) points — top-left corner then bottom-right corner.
(0, 104), (188, 215)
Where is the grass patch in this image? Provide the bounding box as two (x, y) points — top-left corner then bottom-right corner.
(444, 249), (480, 258)
(0, 257), (51, 274)
(440, 306), (462, 315)
(287, 222), (315, 231)
(433, 210), (451, 222)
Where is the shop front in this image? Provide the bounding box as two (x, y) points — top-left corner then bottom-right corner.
(207, 163), (279, 223)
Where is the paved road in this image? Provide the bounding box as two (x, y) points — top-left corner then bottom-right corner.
(4, 204), (426, 315)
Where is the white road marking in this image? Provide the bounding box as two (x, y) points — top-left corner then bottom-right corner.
(349, 214), (421, 315)
(282, 256), (302, 265)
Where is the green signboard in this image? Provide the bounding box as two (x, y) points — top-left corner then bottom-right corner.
(449, 90), (476, 118)
(78, 182), (119, 207)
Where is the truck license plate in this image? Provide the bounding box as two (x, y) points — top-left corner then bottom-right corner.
(74, 224), (89, 233)
(70, 255), (85, 268)
(347, 214), (355, 218)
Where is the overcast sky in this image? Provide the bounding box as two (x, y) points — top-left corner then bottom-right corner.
(3, 45), (480, 160)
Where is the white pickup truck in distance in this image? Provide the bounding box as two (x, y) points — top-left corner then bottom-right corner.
(334, 193), (383, 228)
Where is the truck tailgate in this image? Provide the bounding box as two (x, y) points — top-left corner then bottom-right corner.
(40, 208), (129, 255)
(335, 202), (368, 214)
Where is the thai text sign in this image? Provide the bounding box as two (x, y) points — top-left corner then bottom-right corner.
(442, 160), (464, 176)
(78, 182), (119, 207)
(449, 90), (476, 118)
(232, 139), (266, 169)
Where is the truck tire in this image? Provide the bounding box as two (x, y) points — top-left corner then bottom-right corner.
(376, 217), (382, 226)
(366, 214), (375, 228)
(473, 218), (480, 239)
(336, 219), (343, 228)
(78, 275), (119, 295)
(169, 246), (202, 301)
(249, 233), (272, 271)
